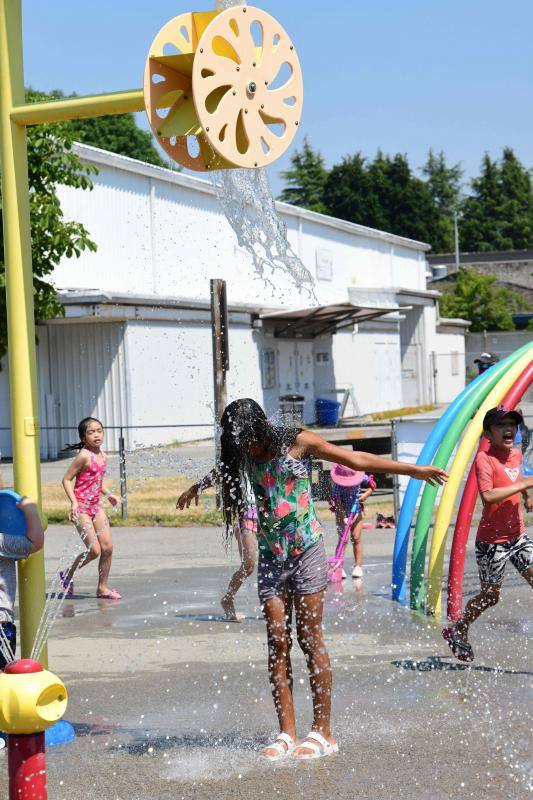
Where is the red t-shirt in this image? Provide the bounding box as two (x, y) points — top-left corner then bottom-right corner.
(475, 446), (525, 543)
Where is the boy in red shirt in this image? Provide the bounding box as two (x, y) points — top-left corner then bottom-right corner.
(443, 406), (533, 662)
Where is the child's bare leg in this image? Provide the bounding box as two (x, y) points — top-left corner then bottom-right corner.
(221, 526), (256, 620)
(93, 511), (113, 595)
(63, 515), (101, 584)
(521, 565), (533, 588)
(350, 514), (363, 567)
(260, 593), (297, 757)
(455, 583), (501, 642)
(335, 511), (349, 555)
(293, 590), (335, 756)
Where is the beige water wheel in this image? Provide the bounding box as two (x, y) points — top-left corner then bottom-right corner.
(144, 6), (303, 171)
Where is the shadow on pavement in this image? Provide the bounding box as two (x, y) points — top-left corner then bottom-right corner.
(392, 655), (533, 676)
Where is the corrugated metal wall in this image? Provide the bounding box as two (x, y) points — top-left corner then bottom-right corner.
(400, 307), (424, 406)
(46, 322), (128, 453)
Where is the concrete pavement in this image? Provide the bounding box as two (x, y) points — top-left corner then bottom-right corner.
(0, 522), (531, 799)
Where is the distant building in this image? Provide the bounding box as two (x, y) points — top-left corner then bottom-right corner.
(0, 145), (468, 458)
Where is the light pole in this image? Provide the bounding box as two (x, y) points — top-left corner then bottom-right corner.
(453, 210), (460, 272)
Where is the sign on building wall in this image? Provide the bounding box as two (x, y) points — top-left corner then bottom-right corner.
(316, 249), (333, 281)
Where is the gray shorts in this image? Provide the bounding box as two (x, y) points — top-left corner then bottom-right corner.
(257, 538), (327, 602)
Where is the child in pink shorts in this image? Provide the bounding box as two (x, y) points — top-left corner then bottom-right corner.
(61, 417), (120, 600)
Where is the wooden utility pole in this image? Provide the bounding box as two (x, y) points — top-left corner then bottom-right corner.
(210, 279), (229, 503)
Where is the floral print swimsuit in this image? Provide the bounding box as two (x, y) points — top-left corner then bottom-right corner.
(250, 450), (323, 561)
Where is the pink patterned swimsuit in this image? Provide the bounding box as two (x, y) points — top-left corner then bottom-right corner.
(74, 449), (107, 519)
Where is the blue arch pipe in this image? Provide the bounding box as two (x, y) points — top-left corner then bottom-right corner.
(391, 360), (505, 604)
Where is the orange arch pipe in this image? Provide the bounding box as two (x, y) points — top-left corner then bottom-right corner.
(447, 361), (533, 620)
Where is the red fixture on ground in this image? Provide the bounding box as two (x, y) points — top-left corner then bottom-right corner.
(5, 660), (47, 800)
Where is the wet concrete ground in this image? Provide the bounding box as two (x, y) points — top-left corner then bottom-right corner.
(1, 523), (532, 799)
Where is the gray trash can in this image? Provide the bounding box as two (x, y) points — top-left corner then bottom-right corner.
(279, 394), (305, 424)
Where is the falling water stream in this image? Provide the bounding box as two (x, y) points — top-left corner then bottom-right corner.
(30, 523), (100, 662)
(212, 0), (315, 295)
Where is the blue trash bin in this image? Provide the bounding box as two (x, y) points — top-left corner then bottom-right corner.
(315, 398), (341, 426)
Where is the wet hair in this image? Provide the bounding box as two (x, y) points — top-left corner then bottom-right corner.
(63, 417), (104, 452)
(219, 398), (300, 538)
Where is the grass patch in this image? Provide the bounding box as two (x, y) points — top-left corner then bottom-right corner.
(43, 475), (222, 527)
(43, 475), (394, 527)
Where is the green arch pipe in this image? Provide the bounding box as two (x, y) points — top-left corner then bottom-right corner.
(409, 341), (533, 611)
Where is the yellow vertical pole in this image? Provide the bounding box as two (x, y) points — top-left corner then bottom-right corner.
(0, 0), (47, 664)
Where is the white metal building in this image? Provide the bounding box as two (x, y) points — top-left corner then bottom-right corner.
(0, 144), (468, 457)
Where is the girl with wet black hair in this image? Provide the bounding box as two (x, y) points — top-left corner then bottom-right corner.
(61, 417), (120, 600)
(178, 398), (447, 761)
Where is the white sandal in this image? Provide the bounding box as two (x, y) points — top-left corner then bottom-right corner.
(293, 731), (339, 760)
(260, 732), (297, 761)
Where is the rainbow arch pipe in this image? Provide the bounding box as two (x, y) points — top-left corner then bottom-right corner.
(446, 360), (533, 621)
(411, 345), (531, 612)
(391, 342), (533, 616)
(391, 361), (505, 604)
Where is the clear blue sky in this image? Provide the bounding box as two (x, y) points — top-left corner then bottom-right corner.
(22, 0), (533, 195)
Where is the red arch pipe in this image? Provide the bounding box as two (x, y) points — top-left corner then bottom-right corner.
(447, 361), (533, 620)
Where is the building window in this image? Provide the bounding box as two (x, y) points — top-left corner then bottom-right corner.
(316, 352), (330, 366)
(451, 351), (459, 376)
(261, 349), (276, 389)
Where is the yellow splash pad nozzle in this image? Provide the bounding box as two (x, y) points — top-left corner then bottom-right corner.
(0, 659), (68, 735)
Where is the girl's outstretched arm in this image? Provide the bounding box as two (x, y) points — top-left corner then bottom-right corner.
(295, 431), (448, 486)
(176, 467), (219, 509)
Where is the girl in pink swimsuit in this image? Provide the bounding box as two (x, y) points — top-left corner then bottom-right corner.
(61, 417), (121, 599)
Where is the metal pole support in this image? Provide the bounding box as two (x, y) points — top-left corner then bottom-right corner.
(118, 428), (127, 520)
(390, 420), (400, 524)
(210, 279), (229, 508)
(0, 0), (47, 664)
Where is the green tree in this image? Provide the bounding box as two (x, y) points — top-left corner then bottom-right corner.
(460, 148), (533, 251)
(439, 267), (525, 331)
(322, 150), (438, 245)
(43, 89), (166, 167)
(321, 152), (380, 226)
(498, 147), (533, 248)
(279, 137), (328, 213)
(421, 149), (463, 252)
(0, 89), (97, 362)
(69, 113), (166, 168)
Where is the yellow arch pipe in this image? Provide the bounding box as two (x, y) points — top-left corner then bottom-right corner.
(426, 347), (533, 617)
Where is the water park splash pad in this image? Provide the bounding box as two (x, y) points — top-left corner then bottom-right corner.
(144, 0), (314, 290)
(392, 342), (533, 619)
(0, 0), (310, 795)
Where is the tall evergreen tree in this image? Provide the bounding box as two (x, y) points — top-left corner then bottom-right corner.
(498, 147), (533, 248)
(279, 137), (328, 213)
(460, 149), (533, 251)
(321, 153), (380, 226)
(422, 149), (463, 252)
(322, 150), (438, 244)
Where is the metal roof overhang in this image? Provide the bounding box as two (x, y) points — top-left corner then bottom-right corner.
(259, 303), (397, 338)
